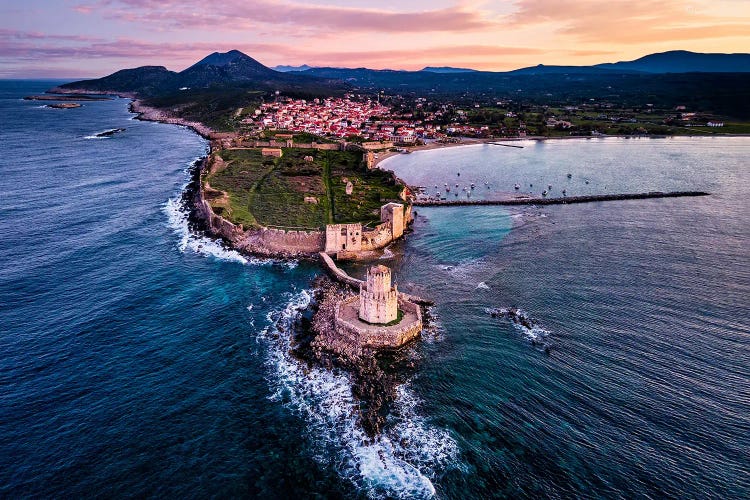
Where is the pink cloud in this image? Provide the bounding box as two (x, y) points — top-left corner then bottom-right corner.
(86, 0), (495, 33)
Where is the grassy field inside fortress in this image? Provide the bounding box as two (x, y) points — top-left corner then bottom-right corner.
(205, 148), (403, 229)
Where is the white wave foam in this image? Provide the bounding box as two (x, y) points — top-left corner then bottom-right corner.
(380, 246), (395, 260)
(261, 291), (460, 498)
(163, 157), (302, 268)
(487, 307), (550, 342)
(421, 306), (446, 344)
(476, 281), (490, 290)
(84, 128), (120, 139)
(163, 197), (264, 265)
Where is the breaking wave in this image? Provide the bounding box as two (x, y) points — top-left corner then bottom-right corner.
(486, 307), (551, 343)
(162, 160), (299, 269)
(83, 128), (123, 139)
(163, 197), (252, 264)
(261, 290), (461, 499)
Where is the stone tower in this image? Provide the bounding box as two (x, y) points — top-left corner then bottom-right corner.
(359, 265), (398, 324)
(380, 202), (405, 239)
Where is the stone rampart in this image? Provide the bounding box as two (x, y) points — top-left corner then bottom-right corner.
(196, 173), (325, 257)
(334, 296), (422, 350)
(238, 227), (324, 256)
(238, 141), (341, 151)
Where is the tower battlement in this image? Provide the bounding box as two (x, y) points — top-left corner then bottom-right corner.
(359, 265), (398, 324)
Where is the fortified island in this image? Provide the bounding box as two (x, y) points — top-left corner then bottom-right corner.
(189, 136), (427, 354)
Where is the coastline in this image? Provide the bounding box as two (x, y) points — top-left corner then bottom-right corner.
(48, 87), (220, 141)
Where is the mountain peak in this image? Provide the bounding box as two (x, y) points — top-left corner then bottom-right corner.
(188, 50), (257, 69)
(178, 50), (280, 85)
(596, 50), (750, 73)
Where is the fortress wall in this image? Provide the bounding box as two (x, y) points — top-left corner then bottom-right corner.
(334, 297), (422, 350)
(313, 143), (340, 151)
(361, 223), (393, 251)
(326, 223), (363, 253)
(196, 176), (325, 257)
(238, 227), (325, 256)
(404, 204), (413, 225)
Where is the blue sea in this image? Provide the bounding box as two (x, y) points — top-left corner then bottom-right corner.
(1, 81), (748, 498)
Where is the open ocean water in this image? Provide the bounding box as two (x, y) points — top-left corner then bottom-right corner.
(1, 81), (748, 498)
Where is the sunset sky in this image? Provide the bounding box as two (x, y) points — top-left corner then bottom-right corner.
(2, 0), (749, 78)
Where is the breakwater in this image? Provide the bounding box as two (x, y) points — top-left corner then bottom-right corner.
(414, 190), (709, 207)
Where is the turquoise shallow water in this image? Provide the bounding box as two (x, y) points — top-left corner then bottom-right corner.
(1, 82), (748, 498)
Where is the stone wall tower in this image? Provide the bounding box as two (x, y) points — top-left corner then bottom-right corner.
(359, 265), (398, 324)
(380, 202), (405, 239)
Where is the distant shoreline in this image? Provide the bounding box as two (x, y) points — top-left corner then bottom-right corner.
(373, 133), (750, 170)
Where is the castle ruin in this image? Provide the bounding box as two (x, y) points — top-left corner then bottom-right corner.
(324, 202), (410, 258)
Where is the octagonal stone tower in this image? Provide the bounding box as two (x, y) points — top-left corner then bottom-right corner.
(359, 265), (398, 324)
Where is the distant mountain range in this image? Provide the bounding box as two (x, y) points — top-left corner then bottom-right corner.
(420, 66), (479, 74)
(281, 51), (750, 76)
(596, 50), (750, 73)
(54, 49), (750, 119)
(509, 51), (750, 75)
(58, 49), (750, 96)
(273, 64), (314, 72)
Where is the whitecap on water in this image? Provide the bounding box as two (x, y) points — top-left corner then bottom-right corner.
(261, 290), (461, 499)
(380, 246), (395, 260)
(486, 307), (550, 342)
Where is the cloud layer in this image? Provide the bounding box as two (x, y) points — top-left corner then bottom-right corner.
(0, 0), (747, 77)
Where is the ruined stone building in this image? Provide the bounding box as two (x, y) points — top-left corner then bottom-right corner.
(323, 203), (410, 258)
